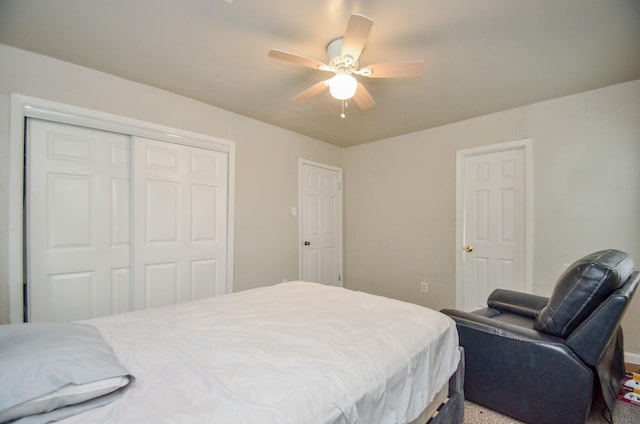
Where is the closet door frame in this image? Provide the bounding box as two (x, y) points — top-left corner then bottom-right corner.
(8, 93), (236, 323)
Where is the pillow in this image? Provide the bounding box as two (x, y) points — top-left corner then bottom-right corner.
(534, 249), (634, 338)
(0, 322), (134, 423)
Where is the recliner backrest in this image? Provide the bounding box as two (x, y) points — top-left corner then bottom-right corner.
(534, 249), (634, 338)
(565, 270), (640, 366)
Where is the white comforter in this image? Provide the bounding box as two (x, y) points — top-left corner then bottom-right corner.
(65, 281), (459, 424)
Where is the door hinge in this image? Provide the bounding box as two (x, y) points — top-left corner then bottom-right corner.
(338, 274), (341, 282)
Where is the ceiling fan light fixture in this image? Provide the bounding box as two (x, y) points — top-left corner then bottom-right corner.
(329, 73), (357, 100)
(269, 14), (420, 111)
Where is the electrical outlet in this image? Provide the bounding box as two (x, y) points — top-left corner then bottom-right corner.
(420, 282), (428, 293)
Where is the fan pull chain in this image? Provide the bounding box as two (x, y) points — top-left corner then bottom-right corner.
(340, 100), (347, 119)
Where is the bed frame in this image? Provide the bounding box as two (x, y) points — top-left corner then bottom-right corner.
(411, 347), (465, 424)
(2, 282), (464, 423)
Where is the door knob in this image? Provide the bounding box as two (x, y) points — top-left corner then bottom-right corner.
(464, 245), (473, 252)
(304, 241), (311, 246)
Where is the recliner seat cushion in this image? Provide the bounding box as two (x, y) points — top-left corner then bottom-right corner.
(534, 249), (633, 338)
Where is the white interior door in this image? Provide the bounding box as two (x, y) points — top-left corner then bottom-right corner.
(299, 161), (343, 286)
(27, 123), (229, 321)
(133, 137), (228, 310)
(14, 96), (235, 323)
(27, 119), (132, 322)
(458, 144), (529, 311)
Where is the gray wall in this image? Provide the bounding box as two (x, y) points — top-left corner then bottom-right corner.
(0, 44), (343, 323)
(343, 79), (640, 359)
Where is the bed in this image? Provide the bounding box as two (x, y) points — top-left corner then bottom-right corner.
(1, 281), (463, 424)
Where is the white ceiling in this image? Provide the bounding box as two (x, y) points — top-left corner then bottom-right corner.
(1, 0), (639, 148)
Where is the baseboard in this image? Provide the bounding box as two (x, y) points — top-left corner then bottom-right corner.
(625, 351), (640, 366)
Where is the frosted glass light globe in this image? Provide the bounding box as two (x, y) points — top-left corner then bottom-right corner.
(329, 73), (357, 100)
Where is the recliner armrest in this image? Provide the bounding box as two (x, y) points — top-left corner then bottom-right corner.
(441, 308), (562, 344)
(486, 289), (548, 318)
(441, 307), (594, 424)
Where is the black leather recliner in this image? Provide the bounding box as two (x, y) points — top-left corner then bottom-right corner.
(442, 249), (639, 424)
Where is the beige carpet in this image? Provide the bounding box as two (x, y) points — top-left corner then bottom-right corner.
(463, 399), (639, 424)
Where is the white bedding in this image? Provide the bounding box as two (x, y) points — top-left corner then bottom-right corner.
(64, 281), (460, 424)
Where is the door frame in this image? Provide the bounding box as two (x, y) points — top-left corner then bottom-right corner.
(455, 139), (534, 310)
(297, 159), (343, 285)
(8, 93), (236, 323)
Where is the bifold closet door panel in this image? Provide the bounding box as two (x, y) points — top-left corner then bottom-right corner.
(132, 137), (228, 311)
(26, 121), (230, 322)
(27, 119), (132, 322)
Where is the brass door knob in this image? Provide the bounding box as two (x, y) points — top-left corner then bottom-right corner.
(464, 245), (473, 252)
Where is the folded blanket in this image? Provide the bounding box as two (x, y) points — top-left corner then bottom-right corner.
(0, 323), (134, 423)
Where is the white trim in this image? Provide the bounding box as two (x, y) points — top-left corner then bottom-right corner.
(297, 159), (344, 285)
(8, 95), (25, 323)
(226, 144), (236, 296)
(18, 96), (231, 152)
(9, 93), (236, 322)
(625, 352), (640, 366)
(455, 138), (534, 309)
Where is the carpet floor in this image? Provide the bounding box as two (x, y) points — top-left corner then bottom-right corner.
(463, 399), (639, 424)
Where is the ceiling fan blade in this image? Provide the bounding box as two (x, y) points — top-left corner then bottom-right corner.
(361, 61), (424, 78)
(341, 14), (373, 60)
(352, 83), (376, 110)
(294, 80), (329, 102)
(268, 49), (328, 71)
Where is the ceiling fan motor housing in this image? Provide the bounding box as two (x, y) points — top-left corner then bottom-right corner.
(326, 38), (358, 73)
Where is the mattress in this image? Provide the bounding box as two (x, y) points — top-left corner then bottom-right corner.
(63, 281), (460, 423)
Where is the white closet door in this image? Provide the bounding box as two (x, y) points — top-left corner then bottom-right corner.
(27, 119), (131, 322)
(132, 137), (228, 310)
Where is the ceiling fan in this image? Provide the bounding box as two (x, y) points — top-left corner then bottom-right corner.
(268, 14), (424, 117)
